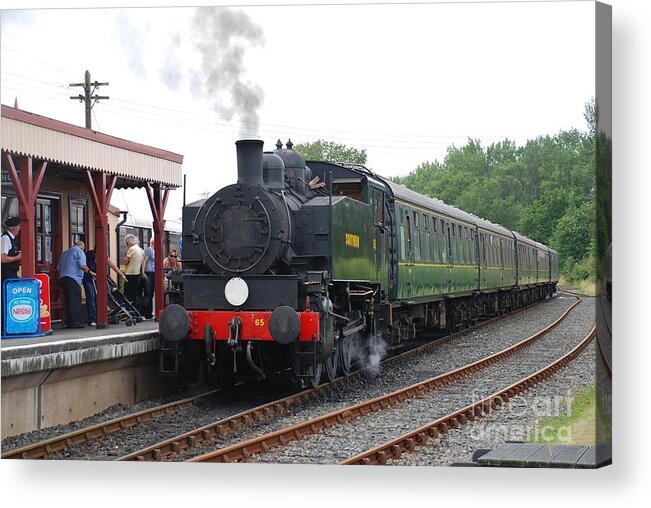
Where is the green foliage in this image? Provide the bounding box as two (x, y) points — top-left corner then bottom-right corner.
(391, 103), (598, 282)
(532, 384), (598, 445)
(551, 200), (596, 270)
(294, 139), (367, 165)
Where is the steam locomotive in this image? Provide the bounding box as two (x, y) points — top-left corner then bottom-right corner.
(158, 139), (559, 387)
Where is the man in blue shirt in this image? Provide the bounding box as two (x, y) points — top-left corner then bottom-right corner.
(58, 240), (93, 329)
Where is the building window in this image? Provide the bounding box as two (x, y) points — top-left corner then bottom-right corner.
(2, 194), (19, 220)
(69, 198), (87, 245)
(36, 199), (54, 264)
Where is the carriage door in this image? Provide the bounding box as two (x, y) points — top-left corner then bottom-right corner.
(398, 207), (414, 299)
(373, 190), (389, 290)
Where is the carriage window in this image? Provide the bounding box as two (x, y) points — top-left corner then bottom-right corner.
(413, 212), (419, 229)
(452, 224), (457, 237)
(432, 217), (437, 233)
(423, 215), (429, 230)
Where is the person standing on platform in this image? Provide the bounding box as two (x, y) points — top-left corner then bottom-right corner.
(1, 216), (21, 284)
(123, 234), (144, 306)
(58, 240), (93, 329)
(141, 237), (156, 320)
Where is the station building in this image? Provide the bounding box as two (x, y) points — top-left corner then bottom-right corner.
(1, 104), (183, 327)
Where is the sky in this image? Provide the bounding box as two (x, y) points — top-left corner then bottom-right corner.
(0, 0), (596, 222)
(4, 0), (651, 506)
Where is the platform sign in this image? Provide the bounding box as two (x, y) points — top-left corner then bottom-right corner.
(2, 278), (43, 339)
(34, 274), (52, 334)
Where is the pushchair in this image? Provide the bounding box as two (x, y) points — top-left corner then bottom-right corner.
(107, 276), (143, 326)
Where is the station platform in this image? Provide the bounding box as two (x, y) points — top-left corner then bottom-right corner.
(1, 321), (160, 377)
(473, 442), (612, 468)
(1, 320), (177, 439)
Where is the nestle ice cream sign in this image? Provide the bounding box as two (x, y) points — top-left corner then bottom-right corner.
(11, 299), (35, 321)
(2, 278), (42, 338)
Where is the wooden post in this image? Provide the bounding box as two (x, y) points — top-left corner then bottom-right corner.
(86, 170), (116, 328)
(145, 182), (169, 318)
(3, 153), (47, 278)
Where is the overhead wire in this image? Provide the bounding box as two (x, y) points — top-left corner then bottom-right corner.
(1, 58), (524, 155)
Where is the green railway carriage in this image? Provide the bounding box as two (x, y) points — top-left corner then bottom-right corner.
(533, 240), (551, 284)
(475, 218), (517, 291)
(388, 181), (480, 303)
(513, 232), (538, 287)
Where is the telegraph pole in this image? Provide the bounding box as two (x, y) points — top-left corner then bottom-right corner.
(70, 70), (109, 129)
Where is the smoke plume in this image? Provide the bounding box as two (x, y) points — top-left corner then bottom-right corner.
(189, 7), (265, 138)
(112, 7), (265, 138)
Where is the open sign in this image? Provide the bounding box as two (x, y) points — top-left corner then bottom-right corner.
(2, 278), (43, 339)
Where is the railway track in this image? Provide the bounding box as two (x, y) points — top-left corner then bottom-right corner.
(2, 293), (576, 462)
(1, 389), (221, 460)
(343, 326), (596, 465)
(183, 294), (586, 464)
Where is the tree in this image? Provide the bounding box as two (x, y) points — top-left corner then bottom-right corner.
(551, 199), (596, 272)
(390, 103), (597, 282)
(294, 139), (367, 165)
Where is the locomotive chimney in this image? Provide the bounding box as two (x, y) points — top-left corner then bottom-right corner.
(236, 139), (264, 187)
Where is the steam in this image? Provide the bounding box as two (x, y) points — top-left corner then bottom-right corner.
(189, 7), (265, 138)
(353, 333), (388, 377)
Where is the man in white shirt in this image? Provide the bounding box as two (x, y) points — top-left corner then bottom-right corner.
(1, 217), (21, 284)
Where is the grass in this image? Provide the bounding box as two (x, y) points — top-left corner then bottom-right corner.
(532, 384), (607, 445)
(558, 277), (597, 296)
(577, 280), (597, 296)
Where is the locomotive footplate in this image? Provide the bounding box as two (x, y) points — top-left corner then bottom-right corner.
(187, 309), (320, 343)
